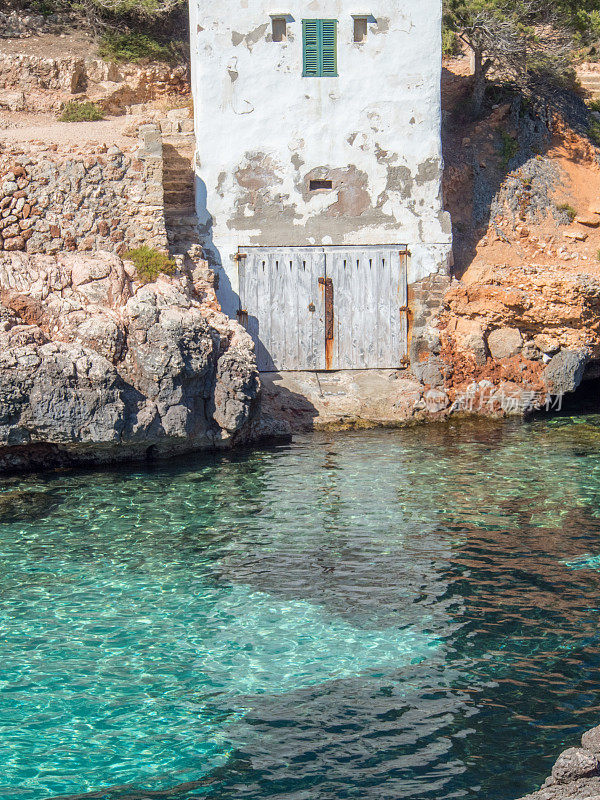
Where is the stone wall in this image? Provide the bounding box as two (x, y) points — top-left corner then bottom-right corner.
(0, 124), (167, 254)
(0, 54), (189, 113)
(409, 264), (452, 363)
(0, 9), (71, 39)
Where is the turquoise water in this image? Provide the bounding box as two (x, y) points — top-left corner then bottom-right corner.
(3, 415), (600, 799)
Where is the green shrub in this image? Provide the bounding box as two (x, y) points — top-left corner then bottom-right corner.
(442, 27), (461, 58)
(59, 101), (104, 122)
(589, 119), (600, 146)
(123, 246), (177, 283)
(589, 99), (600, 114)
(99, 31), (175, 63)
(557, 202), (577, 223)
(499, 131), (519, 168)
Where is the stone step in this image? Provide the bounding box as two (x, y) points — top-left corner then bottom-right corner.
(163, 158), (193, 167)
(163, 182), (194, 194)
(164, 190), (195, 203)
(164, 206), (197, 218)
(168, 227), (200, 238)
(163, 166), (193, 176)
(165, 218), (197, 227)
(167, 216), (199, 226)
(164, 206), (196, 216)
(162, 132), (196, 143)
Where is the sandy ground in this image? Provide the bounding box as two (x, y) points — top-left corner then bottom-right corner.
(0, 25), (99, 60)
(0, 111), (138, 148)
(442, 56), (600, 282)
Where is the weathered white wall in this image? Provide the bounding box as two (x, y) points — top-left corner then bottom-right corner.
(189, 0), (452, 315)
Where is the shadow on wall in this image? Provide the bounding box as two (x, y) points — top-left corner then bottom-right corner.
(194, 173), (241, 318)
(441, 66), (592, 279)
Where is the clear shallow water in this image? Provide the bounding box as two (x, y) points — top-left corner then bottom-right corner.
(3, 416), (600, 800)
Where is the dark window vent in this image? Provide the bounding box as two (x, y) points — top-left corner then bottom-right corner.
(309, 179), (333, 190)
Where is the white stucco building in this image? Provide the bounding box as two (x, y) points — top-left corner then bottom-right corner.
(188, 0), (452, 370)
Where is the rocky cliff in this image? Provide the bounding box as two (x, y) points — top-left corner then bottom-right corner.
(516, 725), (600, 799)
(0, 249), (261, 471)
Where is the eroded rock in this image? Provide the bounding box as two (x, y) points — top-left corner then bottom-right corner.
(543, 349), (589, 395)
(583, 727), (600, 755)
(551, 748), (600, 785)
(0, 251), (261, 471)
(487, 326), (523, 360)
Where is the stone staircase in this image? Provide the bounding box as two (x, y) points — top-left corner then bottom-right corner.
(160, 110), (201, 255)
(577, 66), (600, 100)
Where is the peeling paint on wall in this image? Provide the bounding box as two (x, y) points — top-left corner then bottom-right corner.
(189, 0), (453, 315)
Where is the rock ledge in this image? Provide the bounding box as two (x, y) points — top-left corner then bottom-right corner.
(0, 250), (264, 471)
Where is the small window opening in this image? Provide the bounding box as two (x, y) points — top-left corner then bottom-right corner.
(353, 16), (368, 43)
(272, 16), (287, 41)
(309, 179), (333, 190)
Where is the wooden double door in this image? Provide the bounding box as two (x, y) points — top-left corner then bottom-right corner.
(238, 246), (408, 371)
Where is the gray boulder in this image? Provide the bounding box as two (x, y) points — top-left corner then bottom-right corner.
(543, 349), (589, 395)
(551, 748), (600, 785)
(583, 727), (600, 755)
(0, 251), (261, 471)
(411, 357), (451, 388)
(463, 330), (488, 365)
(487, 326), (523, 360)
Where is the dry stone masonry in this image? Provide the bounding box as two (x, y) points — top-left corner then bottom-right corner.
(0, 54), (189, 113)
(0, 124), (167, 254)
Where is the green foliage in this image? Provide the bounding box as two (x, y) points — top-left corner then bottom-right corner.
(123, 246), (177, 284)
(589, 99), (600, 113)
(572, 8), (600, 38)
(499, 130), (519, 167)
(99, 31), (174, 62)
(86, 0), (185, 18)
(557, 202), (577, 222)
(443, 0), (580, 114)
(442, 26), (462, 57)
(59, 100), (104, 122)
(8, 0), (189, 62)
(589, 119), (600, 145)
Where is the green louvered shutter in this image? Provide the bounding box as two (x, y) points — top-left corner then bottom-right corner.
(320, 20), (337, 77)
(303, 19), (319, 76)
(303, 19), (337, 77)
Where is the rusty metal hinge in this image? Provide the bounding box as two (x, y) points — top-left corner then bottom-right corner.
(318, 277), (334, 341)
(234, 252), (247, 261)
(398, 248), (411, 257)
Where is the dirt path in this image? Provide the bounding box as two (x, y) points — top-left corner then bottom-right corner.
(0, 26), (99, 60)
(0, 111), (139, 149)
